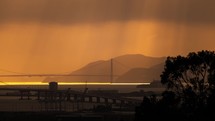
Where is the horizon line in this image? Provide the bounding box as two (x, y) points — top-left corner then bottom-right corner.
(0, 82), (150, 86)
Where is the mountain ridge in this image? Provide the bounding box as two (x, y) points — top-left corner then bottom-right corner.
(43, 54), (166, 83)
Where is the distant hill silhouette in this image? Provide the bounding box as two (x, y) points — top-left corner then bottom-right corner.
(115, 63), (165, 83)
(43, 54), (165, 83)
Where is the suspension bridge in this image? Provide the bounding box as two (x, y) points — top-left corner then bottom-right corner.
(0, 59), (131, 84)
(0, 59), (144, 112)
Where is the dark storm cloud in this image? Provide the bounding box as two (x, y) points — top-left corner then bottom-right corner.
(0, 0), (215, 24)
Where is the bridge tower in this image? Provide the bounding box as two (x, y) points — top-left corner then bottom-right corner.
(110, 58), (113, 83)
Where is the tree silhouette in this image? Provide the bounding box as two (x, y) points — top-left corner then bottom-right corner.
(135, 50), (215, 121)
(161, 50), (215, 108)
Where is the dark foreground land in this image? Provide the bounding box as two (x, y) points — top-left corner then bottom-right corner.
(0, 111), (134, 121)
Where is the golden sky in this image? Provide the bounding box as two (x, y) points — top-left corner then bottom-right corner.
(0, 0), (215, 79)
